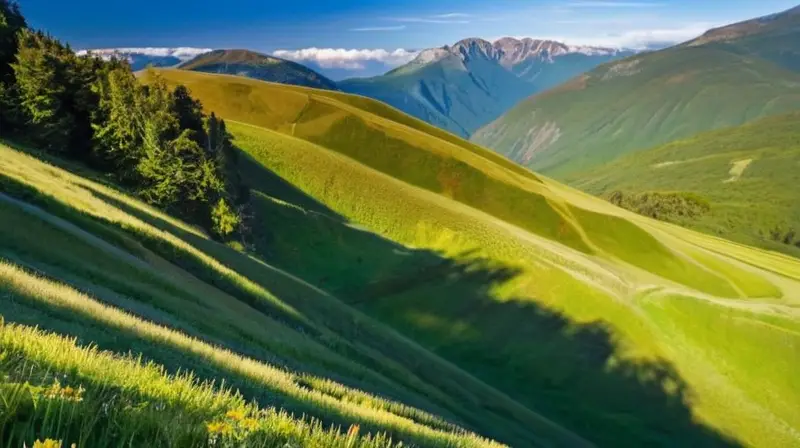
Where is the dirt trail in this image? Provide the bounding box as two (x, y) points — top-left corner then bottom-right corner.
(0, 193), (151, 272)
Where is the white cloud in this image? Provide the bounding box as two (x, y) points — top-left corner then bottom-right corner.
(430, 13), (472, 19)
(349, 25), (407, 32)
(76, 47), (213, 60)
(567, 1), (664, 7)
(514, 23), (715, 50)
(391, 17), (471, 24)
(272, 48), (419, 70)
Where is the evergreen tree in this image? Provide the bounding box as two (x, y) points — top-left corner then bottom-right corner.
(0, 0), (25, 80)
(92, 66), (147, 175)
(11, 30), (75, 152)
(0, 0), (26, 136)
(171, 84), (205, 144)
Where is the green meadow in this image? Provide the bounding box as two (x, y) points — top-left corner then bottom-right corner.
(2, 68), (799, 448)
(569, 112), (800, 257)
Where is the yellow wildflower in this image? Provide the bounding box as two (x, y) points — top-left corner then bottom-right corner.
(241, 418), (260, 432)
(206, 421), (233, 435)
(347, 424), (360, 439)
(33, 440), (62, 448)
(225, 409), (246, 421)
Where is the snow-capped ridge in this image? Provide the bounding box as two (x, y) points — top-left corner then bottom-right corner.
(406, 37), (630, 70)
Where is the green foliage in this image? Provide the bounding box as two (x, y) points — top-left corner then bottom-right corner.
(607, 190), (711, 222)
(212, 198), (240, 237)
(0, 0), (25, 80)
(11, 30), (76, 153)
(0, 1), (243, 240)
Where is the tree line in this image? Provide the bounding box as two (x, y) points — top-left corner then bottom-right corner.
(0, 0), (246, 239)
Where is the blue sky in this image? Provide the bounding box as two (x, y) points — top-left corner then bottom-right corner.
(19, 0), (800, 77)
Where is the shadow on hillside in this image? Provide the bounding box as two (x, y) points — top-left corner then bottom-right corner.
(233, 165), (743, 446)
(356, 255), (741, 447)
(64, 162), (742, 447)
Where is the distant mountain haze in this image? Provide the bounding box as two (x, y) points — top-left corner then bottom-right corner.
(340, 37), (634, 137)
(473, 4), (800, 177)
(76, 47), (211, 71)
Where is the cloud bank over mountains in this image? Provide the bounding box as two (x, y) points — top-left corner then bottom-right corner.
(76, 47), (212, 60)
(272, 48), (419, 70)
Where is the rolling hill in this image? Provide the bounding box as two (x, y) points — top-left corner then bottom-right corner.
(472, 5), (800, 177)
(339, 38), (632, 137)
(566, 112), (800, 258)
(113, 68), (800, 447)
(3, 57), (800, 444)
(180, 49), (338, 90)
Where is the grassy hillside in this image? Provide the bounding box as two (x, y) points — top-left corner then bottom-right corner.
(123, 69), (800, 447)
(0, 143), (533, 447)
(472, 7), (800, 178)
(566, 112), (800, 258)
(180, 49), (338, 90)
(472, 45), (800, 177)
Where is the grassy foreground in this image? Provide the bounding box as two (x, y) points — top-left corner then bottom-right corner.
(0, 144), (517, 447)
(140, 70), (800, 447)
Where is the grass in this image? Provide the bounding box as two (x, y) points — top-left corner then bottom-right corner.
(472, 44), (800, 177)
(0, 144), (523, 447)
(3, 69), (800, 447)
(568, 112), (800, 258)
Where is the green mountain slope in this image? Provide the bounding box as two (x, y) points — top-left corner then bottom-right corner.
(687, 5), (800, 71)
(472, 6), (800, 177)
(339, 38), (631, 137)
(180, 49), (338, 90)
(567, 112), (800, 257)
(135, 69), (800, 447)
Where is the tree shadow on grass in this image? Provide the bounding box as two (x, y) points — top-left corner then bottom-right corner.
(353, 255), (742, 447)
(1, 152), (744, 447)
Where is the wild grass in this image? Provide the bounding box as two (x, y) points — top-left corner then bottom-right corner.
(0, 260), (500, 447)
(0, 322), (409, 448)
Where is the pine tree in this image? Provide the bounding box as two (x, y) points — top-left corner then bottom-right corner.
(0, 0), (26, 80)
(171, 84), (205, 144)
(11, 30), (75, 152)
(0, 0), (26, 136)
(92, 66), (146, 174)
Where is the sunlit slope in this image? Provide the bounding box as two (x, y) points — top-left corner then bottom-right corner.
(568, 112), (800, 257)
(472, 45), (800, 177)
(225, 119), (800, 447)
(0, 144), (573, 447)
(144, 69), (800, 446)
(152, 69), (782, 297)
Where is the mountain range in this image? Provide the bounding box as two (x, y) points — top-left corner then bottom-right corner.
(340, 38), (634, 137)
(472, 5), (800, 177)
(80, 38), (633, 138)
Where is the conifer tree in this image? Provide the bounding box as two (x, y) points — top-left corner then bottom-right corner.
(11, 30), (75, 152)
